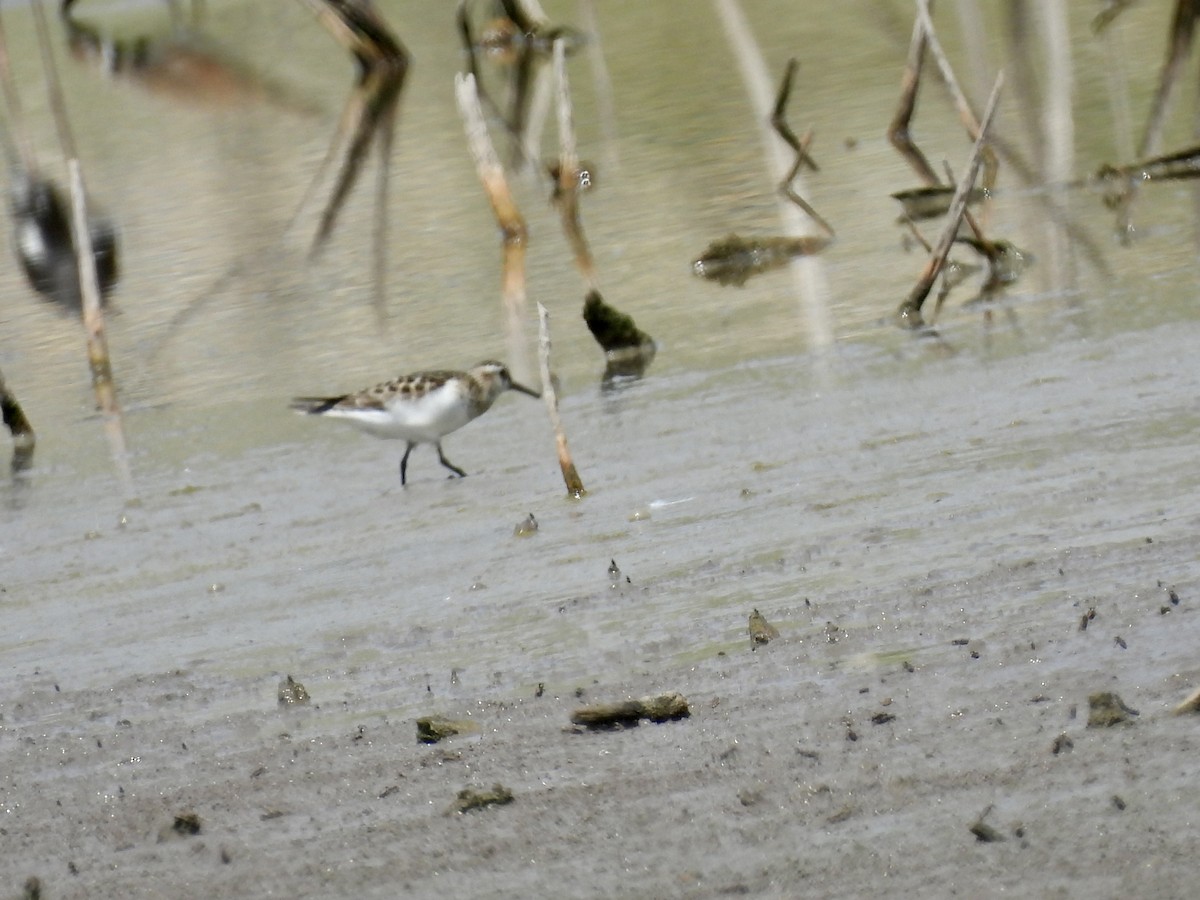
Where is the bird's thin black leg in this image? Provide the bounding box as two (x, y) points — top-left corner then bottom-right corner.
(399, 441), (414, 485)
(436, 443), (467, 479)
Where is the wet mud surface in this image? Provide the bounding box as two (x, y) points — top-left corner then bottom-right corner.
(4, 1), (1200, 897)
(5, 315), (1200, 898)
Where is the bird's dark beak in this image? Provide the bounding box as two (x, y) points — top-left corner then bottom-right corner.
(512, 381), (541, 398)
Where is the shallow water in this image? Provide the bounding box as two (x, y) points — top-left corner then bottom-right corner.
(3, 3), (1200, 895)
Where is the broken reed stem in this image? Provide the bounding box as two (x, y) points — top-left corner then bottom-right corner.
(70, 160), (133, 491)
(536, 302), (586, 498)
(553, 38), (599, 290)
(897, 72), (1004, 329)
(914, 0), (999, 191)
(32, 1), (132, 493)
(453, 72), (530, 382)
(1116, 1), (1198, 235)
(888, 11), (940, 186)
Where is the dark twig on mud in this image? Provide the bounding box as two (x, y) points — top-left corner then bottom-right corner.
(32, 1), (132, 493)
(897, 73), (1004, 330)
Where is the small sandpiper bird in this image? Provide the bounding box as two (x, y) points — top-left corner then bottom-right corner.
(291, 360), (539, 484)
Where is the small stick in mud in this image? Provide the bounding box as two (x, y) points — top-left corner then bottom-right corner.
(1172, 686), (1200, 715)
(32, 1), (133, 493)
(455, 72), (531, 380)
(896, 73), (1004, 330)
(570, 692), (690, 729)
(536, 303), (586, 498)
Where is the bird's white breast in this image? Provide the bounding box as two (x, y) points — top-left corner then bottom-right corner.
(326, 379), (474, 443)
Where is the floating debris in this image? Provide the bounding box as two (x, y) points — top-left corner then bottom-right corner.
(1087, 691), (1139, 727)
(513, 512), (539, 537)
(570, 691), (690, 729)
(277, 675), (311, 707)
(448, 783), (514, 815)
(748, 608), (779, 649)
(891, 185), (986, 221)
(692, 233), (830, 287)
(416, 715), (481, 744)
(1051, 733), (1073, 755)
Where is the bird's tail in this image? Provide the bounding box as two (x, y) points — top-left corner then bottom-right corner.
(290, 396), (345, 415)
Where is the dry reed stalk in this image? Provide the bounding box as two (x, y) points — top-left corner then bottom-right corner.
(454, 72), (530, 383)
(897, 73), (1004, 329)
(32, 1), (133, 493)
(914, 0), (999, 191)
(536, 302), (586, 498)
(552, 38), (598, 290)
(888, 8), (940, 185)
